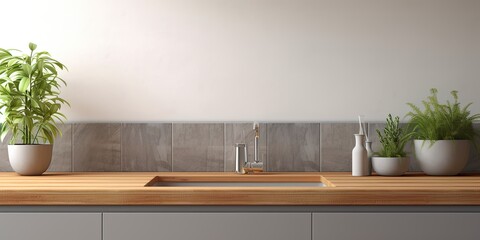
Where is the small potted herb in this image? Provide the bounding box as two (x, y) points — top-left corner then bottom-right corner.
(0, 43), (69, 175)
(407, 88), (479, 175)
(372, 114), (414, 176)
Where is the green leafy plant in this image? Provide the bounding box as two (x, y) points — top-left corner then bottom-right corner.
(406, 88), (479, 142)
(376, 114), (414, 157)
(0, 43), (69, 144)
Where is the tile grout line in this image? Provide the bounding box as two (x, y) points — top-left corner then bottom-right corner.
(223, 123), (225, 172)
(120, 123), (123, 172)
(265, 123), (268, 172)
(71, 124), (75, 172)
(223, 123), (226, 172)
(319, 122), (322, 172)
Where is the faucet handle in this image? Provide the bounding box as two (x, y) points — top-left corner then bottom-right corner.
(244, 161), (263, 174)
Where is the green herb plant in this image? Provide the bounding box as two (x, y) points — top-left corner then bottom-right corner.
(0, 43), (69, 144)
(406, 88), (479, 142)
(376, 114), (414, 158)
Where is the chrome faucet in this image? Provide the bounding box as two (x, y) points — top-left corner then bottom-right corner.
(235, 122), (264, 174)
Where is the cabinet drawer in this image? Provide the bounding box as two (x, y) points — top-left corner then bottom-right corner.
(313, 213), (480, 240)
(104, 213), (310, 240)
(0, 213), (101, 240)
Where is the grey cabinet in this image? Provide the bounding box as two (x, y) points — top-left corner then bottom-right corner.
(313, 213), (480, 240)
(104, 213), (311, 240)
(0, 213), (102, 240)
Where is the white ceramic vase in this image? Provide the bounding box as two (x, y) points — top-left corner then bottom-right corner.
(8, 144), (53, 176)
(372, 157), (409, 176)
(414, 140), (470, 176)
(352, 134), (369, 176)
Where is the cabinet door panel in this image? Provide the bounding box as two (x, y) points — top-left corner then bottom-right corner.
(0, 213), (101, 240)
(104, 213), (310, 240)
(313, 213), (480, 240)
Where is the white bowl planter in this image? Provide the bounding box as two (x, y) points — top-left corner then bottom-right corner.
(414, 140), (470, 176)
(8, 144), (53, 176)
(372, 157), (409, 176)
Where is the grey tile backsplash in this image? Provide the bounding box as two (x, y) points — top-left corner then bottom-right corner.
(73, 123), (121, 171)
(122, 123), (172, 172)
(0, 122), (479, 173)
(267, 123), (320, 172)
(172, 123), (224, 172)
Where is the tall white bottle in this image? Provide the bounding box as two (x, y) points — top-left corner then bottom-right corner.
(352, 134), (369, 176)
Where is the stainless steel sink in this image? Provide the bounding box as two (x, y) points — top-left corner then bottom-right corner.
(148, 181), (324, 187)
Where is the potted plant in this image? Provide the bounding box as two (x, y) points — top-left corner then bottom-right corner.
(407, 88), (479, 175)
(0, 43), (69, 175)
(372, 114), (414, 176)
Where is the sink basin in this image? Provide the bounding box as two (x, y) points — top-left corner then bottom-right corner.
(145, 175), (327, 187)
(149, 182), (324, 187)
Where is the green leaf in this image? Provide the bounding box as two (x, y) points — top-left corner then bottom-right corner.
(19, 77), (30, 92)
(0, 48), (12, 56)
(29, 43), (37, 51)
(0, 124), (9, 142)
(7, 59), (18, 67)
(44, 64), (57, 74)
(22, 64), (32, 76)
(42, 127), (54, 144)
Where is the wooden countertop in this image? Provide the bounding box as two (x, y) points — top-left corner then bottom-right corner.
(1, 172), (480, 206)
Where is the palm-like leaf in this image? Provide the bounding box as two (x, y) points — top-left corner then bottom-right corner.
(0, 43), (69, 144)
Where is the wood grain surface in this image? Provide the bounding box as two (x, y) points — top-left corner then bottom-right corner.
(0, 172), (479, 205)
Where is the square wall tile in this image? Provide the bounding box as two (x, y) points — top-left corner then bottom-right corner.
(73, 123), (121, 171)
(172, 123), (224, 171)
(122, 123), (172, 172)
(224, 123), (267, 172)
(49, 123), (73, 172)
(267, 123), (320, 172)
(321, 123), (357, 172)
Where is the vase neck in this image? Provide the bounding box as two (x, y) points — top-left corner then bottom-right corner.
(354, 134), (365, 146)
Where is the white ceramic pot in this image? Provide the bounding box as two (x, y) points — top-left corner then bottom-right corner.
(372, 157), (409, 176)
(414, 140), (470, 176)
(8, 144), (53, 176)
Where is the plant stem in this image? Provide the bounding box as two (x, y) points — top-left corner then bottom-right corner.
(33, 123), (43, 144)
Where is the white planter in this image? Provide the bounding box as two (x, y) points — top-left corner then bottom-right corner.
(414, 140), (470, 176)
(8, 144), (53, 176)
(372, 157), (409, 176)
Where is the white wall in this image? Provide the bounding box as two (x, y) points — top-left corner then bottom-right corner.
(1, 0), (479, 122)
